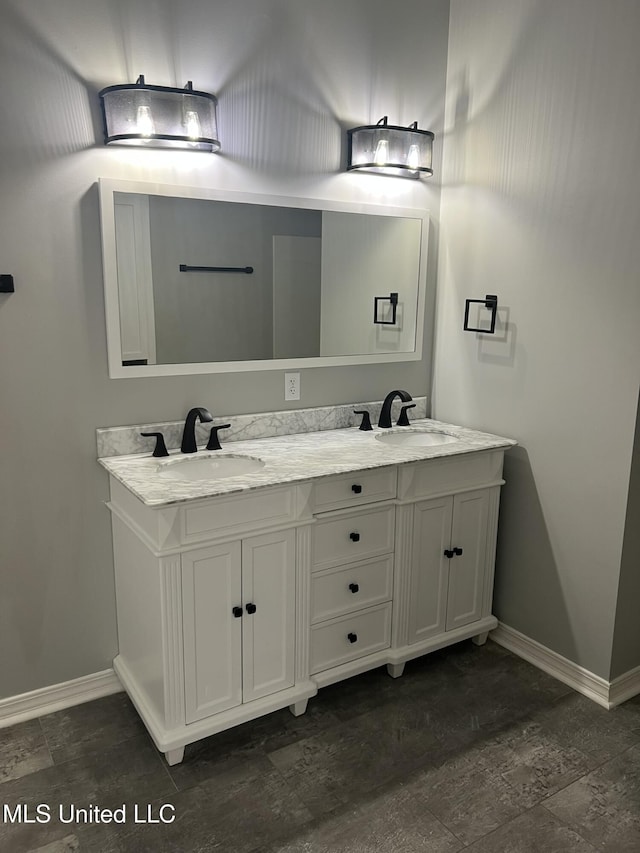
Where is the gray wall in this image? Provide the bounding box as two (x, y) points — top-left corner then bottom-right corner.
(435, 0), (640, 679)
(611, 392), (640, 680)
(0, 0), (449, 699)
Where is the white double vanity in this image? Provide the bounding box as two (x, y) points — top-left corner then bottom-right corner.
(98, 407), (515, 765)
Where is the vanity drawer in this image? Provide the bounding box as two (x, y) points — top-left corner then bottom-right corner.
(312, 506), (395, 570)
(310, 603), (392, 674)
(313, 467), (397, 513)
(311, 555), (393, 624)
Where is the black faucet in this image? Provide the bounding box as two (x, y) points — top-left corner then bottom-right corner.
(181, 407), (213, 453)
(378, 390), (413, 428)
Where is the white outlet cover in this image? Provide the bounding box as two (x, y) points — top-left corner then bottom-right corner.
(284, 372), (300, 400)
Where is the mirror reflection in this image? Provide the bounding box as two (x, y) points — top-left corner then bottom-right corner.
(100, 180), (428, 377)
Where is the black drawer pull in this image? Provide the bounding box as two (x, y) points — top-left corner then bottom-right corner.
(232, 606), (243, 618)
(245, 603), (257, 614)
(444, 549), (454, 559)
(349, 532), (360, 542)
(349, 583), (360, 593)
(347, 632), (358, 643)
(351, 484), (363, 494)
(453, 547), (463, 556)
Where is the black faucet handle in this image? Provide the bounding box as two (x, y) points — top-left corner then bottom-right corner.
(353, 410), (373, 431)
(396, 404), (416, 427)
(206, 424), (231, 451)
(140, 432), (169, 457)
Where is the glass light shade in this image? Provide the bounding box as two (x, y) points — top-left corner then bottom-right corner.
(347, 117), (434, 178)
(99, 77), (219, 152)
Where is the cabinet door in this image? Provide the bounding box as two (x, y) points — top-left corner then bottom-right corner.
(407, 497), (453, 644)
(446, 490), (489, 632)
(241, 529), (296, 703)
(182, 542), (242, 724)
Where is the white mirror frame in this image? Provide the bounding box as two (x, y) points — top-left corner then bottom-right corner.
(99, 178), (429, 378)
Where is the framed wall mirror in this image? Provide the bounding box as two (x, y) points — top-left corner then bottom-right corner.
(98, 179), (429, 377)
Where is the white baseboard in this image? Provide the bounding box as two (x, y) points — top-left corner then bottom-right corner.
(490, 623), (639, 710)
(1, 633), (639, 731)
(0, 669), (122, 729)
(610, 665), (640, 707)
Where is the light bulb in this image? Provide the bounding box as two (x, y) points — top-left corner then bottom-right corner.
(374, 138), (389, 166)
(407, 144), (420, 170)
(136, 105), (155, 137)
(185, 110), (201, 140)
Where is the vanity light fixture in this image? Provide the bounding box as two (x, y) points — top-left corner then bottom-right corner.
(99, 76), (220, 152)
(346, 116), (434, 178)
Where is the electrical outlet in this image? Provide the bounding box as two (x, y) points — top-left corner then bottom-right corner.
(284, 372), (300, 401)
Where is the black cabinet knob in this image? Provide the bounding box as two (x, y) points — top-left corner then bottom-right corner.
(232, 606), (243, 618)
(351, 484), (363, 494)
(347, 632), (358, 643)
(349, 583), (360, 593)
(444, 548), (463, 559)
(349, 532), (360, 542)
(245, 603), (257, 614)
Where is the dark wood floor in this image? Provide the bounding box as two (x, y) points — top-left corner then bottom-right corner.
(2, 640), (639, 852)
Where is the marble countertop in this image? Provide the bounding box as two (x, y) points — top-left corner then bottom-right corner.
(98, 418), (516, 508)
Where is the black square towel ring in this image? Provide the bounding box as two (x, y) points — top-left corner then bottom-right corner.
(374, 292), (398, 325)
(463, 294), (498, 334)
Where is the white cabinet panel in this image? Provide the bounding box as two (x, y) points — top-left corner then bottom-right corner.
(182, 542), (242, 724)
(446, 491), (489, 631)
(242, 530), (296, 703)
(407, 497), (452, 644)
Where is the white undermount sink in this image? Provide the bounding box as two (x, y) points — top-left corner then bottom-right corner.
(156, 454), (265, 482)
(375, 429), (459, 447)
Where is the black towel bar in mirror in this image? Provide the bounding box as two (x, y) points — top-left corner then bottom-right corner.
(179, 264), (254, 274)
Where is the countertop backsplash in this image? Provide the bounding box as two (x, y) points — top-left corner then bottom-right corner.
(96, 398), (428, 459)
